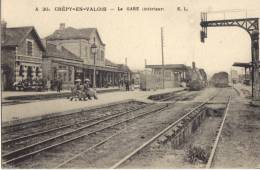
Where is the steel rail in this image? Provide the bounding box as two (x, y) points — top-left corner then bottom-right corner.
(206, 96), (231, 168)
(110, 94), (216, 169)
(2, 105), (149, 145)
(2, 104), (168, 165)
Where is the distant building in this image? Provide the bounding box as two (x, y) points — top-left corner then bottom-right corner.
(143, 62), (207, 90)
(230, 69), (239, 83)
(145, 64), (187, 88)
(45, 23), (131, 88)
(1, 21), (45, 90)
(131, 70), (142, 87)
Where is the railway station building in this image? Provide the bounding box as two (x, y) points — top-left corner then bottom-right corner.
(143, 62), (207, 90)
(45, 23), (131, 88)
(42, 42), (84, 89)
(1, 21), (45, 90)
(145, 64), (188, 88)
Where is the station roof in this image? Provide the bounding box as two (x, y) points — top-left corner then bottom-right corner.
(45, 43), (83, 62)
(2, 26), (45, 51)
(233, 62), (252, 68)
(45, 27), (105, 46)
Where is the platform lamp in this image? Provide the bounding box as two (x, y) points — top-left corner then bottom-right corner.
(91, 38), (97, 89)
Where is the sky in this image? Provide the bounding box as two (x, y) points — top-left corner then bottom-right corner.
(2, 0), (260, 76)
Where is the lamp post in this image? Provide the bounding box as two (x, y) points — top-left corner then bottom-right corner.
(91, 40), (97, 89)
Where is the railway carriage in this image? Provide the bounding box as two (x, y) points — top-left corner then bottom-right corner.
(210, 72), (229, 88)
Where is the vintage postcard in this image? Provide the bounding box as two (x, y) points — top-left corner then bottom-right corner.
(1, 0), (260, 169)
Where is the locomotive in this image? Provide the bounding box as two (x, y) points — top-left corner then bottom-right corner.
(186, 62), (208, 91)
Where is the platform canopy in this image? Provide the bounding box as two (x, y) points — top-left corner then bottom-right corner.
(233, 61), (260, 68)
(232, 62), (252, 68)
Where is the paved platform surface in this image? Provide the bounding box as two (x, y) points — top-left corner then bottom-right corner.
(2, 88), (183, 123)
(2, 87), (120, 101)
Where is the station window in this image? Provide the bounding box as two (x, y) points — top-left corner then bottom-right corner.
(101, 50), (104, 61)
(68, 68), (72, 81)
(26, 40), (33, 56)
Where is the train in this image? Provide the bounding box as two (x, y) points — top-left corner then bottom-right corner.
(209, 72), (229, 88)
(186, 67), (208, 91)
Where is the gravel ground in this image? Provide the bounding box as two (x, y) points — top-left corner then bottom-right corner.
(122, 108), (223, 168)
(3, 87), (218, 168)
(61, 102), (200, 168)
(212, 96), (260, 168)
(119, 87), (260, 169)
(2, 101), (145, 140)
(56, 88), (217, 168)
(120, 87), (235, 168)
(3, 103), (163, 168)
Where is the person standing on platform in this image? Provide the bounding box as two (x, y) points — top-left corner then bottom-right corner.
(57, 79), (62, 92)
(125, 79), (130, 91)
(83, 79), (91, 100)
(56, 79), (60, 92)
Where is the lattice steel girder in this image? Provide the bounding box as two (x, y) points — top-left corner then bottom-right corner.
(200, 18), (259, 35)
(200, 17), (260, 99)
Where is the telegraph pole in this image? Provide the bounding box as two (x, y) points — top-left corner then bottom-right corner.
(252, 30), (259, 99)
(125, 57), (130, 81)
(161, 27), (165, 89)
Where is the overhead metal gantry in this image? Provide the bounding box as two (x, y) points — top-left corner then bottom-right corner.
(200, 12), (259, 100)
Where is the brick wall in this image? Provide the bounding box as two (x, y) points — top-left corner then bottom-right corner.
(1, 47), (16, 89)
(47, 33), (105, 67)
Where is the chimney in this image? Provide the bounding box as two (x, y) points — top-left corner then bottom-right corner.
(59, 23), (65, 30)
(1, 20), (7, 43)
(192, 61), (196, 69)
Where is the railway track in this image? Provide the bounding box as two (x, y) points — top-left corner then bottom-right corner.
(2, 104), (148, 146)
(109, 94), (217, 169)
(2, 101), (146, 138)
(2, 90), (211, 168)
(206, 96), (231, 168)
(2, 103), (168, 166)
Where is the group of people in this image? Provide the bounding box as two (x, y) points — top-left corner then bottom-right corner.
(13, 78), (47, 91)
(119, 79), (135, 91)
(69, 79), (98, 101)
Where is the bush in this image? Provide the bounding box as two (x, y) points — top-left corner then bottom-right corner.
(186, 144), (210, 164)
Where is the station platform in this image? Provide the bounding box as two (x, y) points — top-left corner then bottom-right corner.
(1, 88), (184, 124)
(2, 87), (120, 101)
